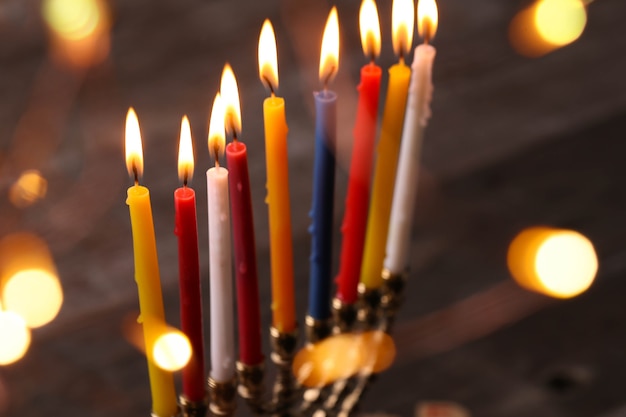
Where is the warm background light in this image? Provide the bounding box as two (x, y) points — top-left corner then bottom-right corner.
(417, 0), (439, 40)
(258, 19), (279, 92)
(392, 0), (415, 58)
(220, 64), (242, 136)
(0, 233), (63, 328)
(319, 7), (340, 85)
(208, 93), (226, 159)
(508, 227), (598, 298)
(509, 0), (587, 57)
(0, 310), (31, 365)
(535, 0), (587, 46)
(152, 330), (192, 372)
(125, 108), (144, 178)
(359, 0), (382, 60)
(9, 170), (48, 208)
(177, 115), (194, 182)
(42, 0), (110, 68)
(292, 331), (395, 387)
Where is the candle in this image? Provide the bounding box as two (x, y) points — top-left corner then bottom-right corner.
(335, 0), (382, 304)
(124, 108), (178, 417)
(308, 7), (340, 321)
(174, 116), (205, 402)
(206, 93), (235, 382)
(384, 0), (438, 275)
(221, 64), (264, 366)
(361, 0), (414, 289)
(258, 19), (296, 334)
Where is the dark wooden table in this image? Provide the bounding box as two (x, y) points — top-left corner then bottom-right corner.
(0, 0), (625, 416)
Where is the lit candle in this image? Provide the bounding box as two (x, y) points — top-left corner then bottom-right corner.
(124, 108), (178, 417)
(384, 0), (438, 275)
(335, 0), (382, 305)
(174, 116), (205, 402)
(308, 7), (340, 322)
(206, 94), (235, 382)
(361, 0), (414, 289)
(221, 64), (264, 366)
(258, 19), (296, 334)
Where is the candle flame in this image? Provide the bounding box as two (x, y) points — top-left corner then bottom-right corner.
(124, 107), (143, 180)
(392, 0), (415, 57)
(319, 7), (340, 86)
(177, 115), (194, 184)
(417, 0), (438, 42)
(258, 19), (279, 93)
(359, 0), (381, 60)
(220, 63), (242, 136)
(208, 93), (226, 160)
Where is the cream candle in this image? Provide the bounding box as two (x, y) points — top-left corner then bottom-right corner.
(384, 0), (438, 275)
(206, 93), (235, 383)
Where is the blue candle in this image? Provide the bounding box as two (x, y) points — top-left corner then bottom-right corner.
(308, 89), (337, 320)
(308, 6), (340, 322)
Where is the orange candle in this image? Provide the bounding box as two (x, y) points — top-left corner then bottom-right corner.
(258, 19), (296, 333)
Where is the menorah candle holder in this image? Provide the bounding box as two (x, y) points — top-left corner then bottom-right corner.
(200, 270), (408, 417)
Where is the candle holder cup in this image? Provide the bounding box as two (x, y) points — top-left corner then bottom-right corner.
(207, 269), (408, 417)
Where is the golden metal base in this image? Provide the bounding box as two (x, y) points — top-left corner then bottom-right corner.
(178, 395), (207, 417)
(208, 377), (237, 417)
(304, 315), (331, 344)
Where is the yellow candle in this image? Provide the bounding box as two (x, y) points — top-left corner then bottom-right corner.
(259, 20), (296, 333)
(360, 0), (414, 289)
(125, 108), (177, 417)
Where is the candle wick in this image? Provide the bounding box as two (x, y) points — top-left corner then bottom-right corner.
(423, 19), (432, 45)
(183, 171), (188, 187)
(132, 163), (139, 186)
(213, 145), (220, 168)
(399, 50), (405, 65)
(369, 53), (376, 65)
(231, 128), (238, 144)
(263, 76), (276, 96)
(322, 66), (335, 91)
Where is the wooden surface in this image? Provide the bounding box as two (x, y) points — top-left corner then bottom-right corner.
(0, 0), (626, 416)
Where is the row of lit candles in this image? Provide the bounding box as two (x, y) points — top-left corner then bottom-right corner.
(124, 0), (438, 416)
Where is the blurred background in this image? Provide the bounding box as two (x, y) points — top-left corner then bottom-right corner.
(0, 0), (625, 416)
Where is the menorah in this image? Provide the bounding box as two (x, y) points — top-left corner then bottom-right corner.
(176, 270), (406, 417)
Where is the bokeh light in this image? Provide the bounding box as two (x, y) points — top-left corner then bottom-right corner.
(508, 227), (598, 298)
(535, 0), (587, 46)
(41, 0), (111, 68)
(0, 233), (63, 328)
(293, 331), (395, 387)
(0, 310), (31, 365)
(8, 170), (48, 208)
(509, 0), (587, 57)
(152, 330), (192, 372)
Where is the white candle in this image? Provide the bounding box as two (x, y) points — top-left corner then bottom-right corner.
(384, 43), (436, 275)
(206, 93), (235, 382)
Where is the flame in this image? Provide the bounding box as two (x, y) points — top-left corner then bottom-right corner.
(42, 0), (101, 41)
(9, 170), (48, 208)
(534, 0), (587, 46)
(0, 311), (31, 365)
(152, 329), (192, 372)
(417, 0), (438, 41)
(208, 93), (226, 160)
(359, 0), (381, 60)
(125, 108), (143, 179)
(392, 0), (415, 57)
(319, 7), (340, 86)
(177, 116), (194, 183)
(220, 64), (242, 136)
(258, 19), (279, 93)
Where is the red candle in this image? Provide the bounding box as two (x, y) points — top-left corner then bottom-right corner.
(221, 64), (263, 366)
(175, 116), (205, 402)
(335, 0), (382, 304)
(226, 140), (263, 365)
